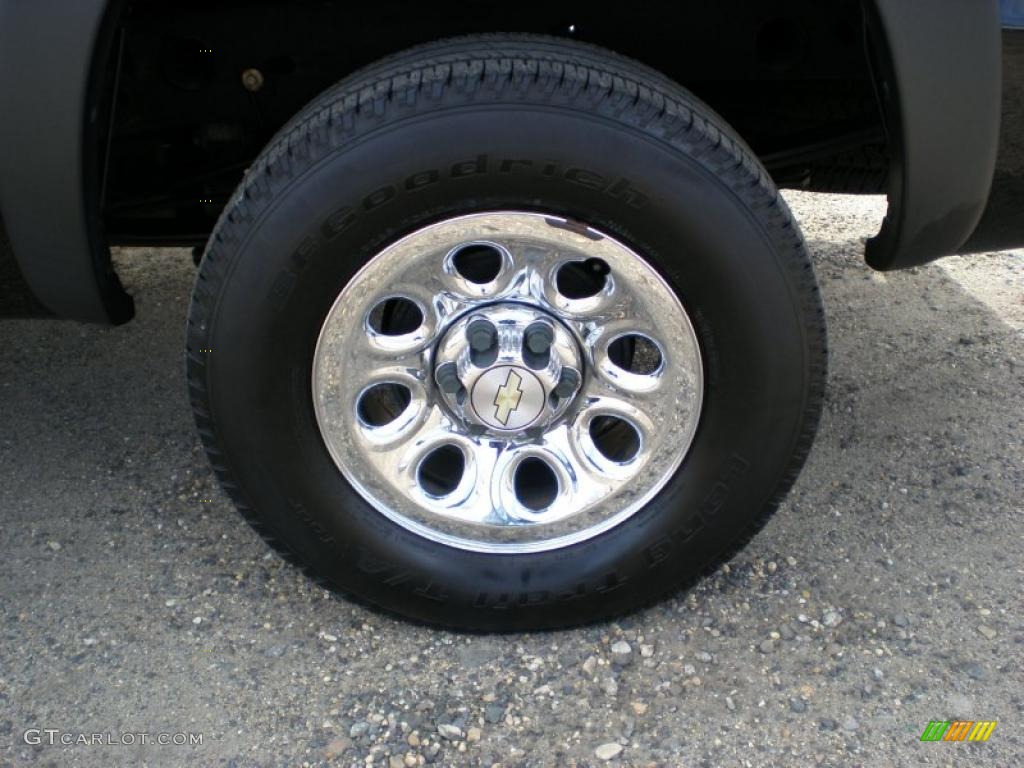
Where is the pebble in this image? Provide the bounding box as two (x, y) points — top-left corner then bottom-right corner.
(946, 693), (974, 718)
(725, 696), (736, 711)
(977, 625), (997, 640)
(602, 676), (619, 696)
(822, 611), (843, 628)
(695, 651), (713, 663)
(46, 541), (61, 551)
(595, 743), (624, 761)
(819, 718), (838, 731)
(349, 722), (370, 739)
(631, 701), (648, 716)
(611, 641), (633, 666)
(842, 717), (859, 732)
(789, 698), (807, 713)
(758, 639), (776, 654)
(465, 727), (481, 743)
(962, 662), (987, 681)
(483, 705), (505, 724)
(323, 737), (351, 759)
(892, 613), (909, 628)
(436, 724), (462, 741)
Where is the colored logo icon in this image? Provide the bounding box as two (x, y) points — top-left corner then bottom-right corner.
(920, 720), (997, 742)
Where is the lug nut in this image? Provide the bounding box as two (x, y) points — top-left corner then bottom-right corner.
(435, 362), (461, 394)
(241, 68), (265, 93)
(467, 319), (497, 352)
(553, 368), (581, 399)
(524, 322), (554, 356)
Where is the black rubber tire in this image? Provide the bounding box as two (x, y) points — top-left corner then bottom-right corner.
(186, 35), (827, 631)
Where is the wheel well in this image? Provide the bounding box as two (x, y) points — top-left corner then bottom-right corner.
(100, 0), (886, 245)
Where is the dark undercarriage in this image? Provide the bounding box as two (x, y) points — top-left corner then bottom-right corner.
(102, 0), (886, 245)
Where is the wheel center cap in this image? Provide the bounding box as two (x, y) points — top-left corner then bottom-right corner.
(471, 365), (546, 430)
(433, 303), (583, 436)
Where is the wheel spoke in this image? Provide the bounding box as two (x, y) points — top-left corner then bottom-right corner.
(386, 407), (452, 479)
(584, 350), (664, 400)
(495, 440), (577, 523)
(315, 325), (428, 435)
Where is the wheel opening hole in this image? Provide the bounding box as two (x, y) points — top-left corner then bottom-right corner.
(514, 457), (559, 511)
(452, 243), (503, 284)
(418, 445), (465, 497)
(589, 416), (641, 463)
(556, 258), (609, 299)
(608, 334), (662, 375)
(368, 297), (423, 336)
(357, 383), (411, 427)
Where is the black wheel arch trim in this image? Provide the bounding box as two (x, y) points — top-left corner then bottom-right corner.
(0, 0), (132, 324)
(865, 0), (1002, 270)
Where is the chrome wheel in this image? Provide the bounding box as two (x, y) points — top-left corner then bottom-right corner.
(312, 212), (703, 553)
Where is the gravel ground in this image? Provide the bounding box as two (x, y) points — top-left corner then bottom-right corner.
(1, 192), (1022, 767)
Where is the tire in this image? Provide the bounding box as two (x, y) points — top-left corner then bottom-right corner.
(186, 35), (827, 631)
(805, 142), (889, 194)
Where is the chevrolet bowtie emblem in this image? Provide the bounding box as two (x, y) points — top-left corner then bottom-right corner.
(493, 369), (524, 426)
